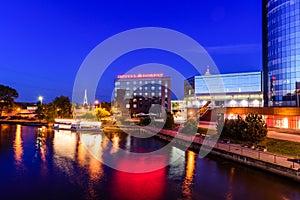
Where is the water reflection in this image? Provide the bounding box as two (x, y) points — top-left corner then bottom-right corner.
(225, 167), (235, 200)
(1, 125), (300, 200)
(78, 132), (104, 180)
(13, 124), (23, 168)
(181, 151), (196, 200)
(110, 133), (120, 154)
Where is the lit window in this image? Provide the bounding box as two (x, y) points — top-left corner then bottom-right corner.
(151, 86), (155, 90)
(126, 104), (130, 108)
(133, 104), (137, 108)
(151, 92), (155, 96)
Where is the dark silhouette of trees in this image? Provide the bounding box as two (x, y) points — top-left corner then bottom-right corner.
(217, 113), (267, 143)
(0, 84), (18, 116)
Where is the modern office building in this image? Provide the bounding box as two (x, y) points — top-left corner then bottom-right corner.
(113, 73), (171, 116)
(184, 71), (263, 108)
(263, 0), (300, 106)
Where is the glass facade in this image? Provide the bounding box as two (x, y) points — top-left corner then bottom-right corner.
(264, 0), (300, 106)
(184, 72), (263, 108)
(194, 72), (261, 94)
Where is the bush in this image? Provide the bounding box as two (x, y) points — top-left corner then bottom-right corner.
(139, 116), (151, 126)
(180, 118), (198, 135)
(163, 112), (176, 130)
(217, 113), (267, 143)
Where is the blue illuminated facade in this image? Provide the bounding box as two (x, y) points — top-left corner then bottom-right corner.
(184, 72), (263, 108)
(263, 0), (300, 106)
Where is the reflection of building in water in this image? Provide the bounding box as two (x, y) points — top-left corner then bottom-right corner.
(225, 167), (235, 200)
(110, 133), (120, 154)
(181, 151), (196, 200)
(13, 124), (23, 166)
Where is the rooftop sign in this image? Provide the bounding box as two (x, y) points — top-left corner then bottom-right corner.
(117, 73), (163, 79)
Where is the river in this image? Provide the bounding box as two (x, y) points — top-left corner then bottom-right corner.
(0, 124), (299, 200)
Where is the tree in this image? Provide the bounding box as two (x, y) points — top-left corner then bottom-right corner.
(163, 112), (175, 130)
(139, 116), (151, 126)
(0, 84), (18, 116)
(243, 113), (268, 143)
(218, 113), (267, 143)
(35, 96), (73, 122)
(52, 96), (73, 118)
(95, 107), (110, 121)
(180, 118), (198, 135)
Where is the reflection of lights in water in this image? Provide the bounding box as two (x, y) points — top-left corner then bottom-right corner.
(14, 124), (23, 166)
(53, 130), (77, 160)
(111, 156), (167, 200)
(181, 151), (196, 200)
(225, 167), (235, 200)
(53, 130), (78, 175)
(110, 133), (120, 154)
(80, 133), (103, 162)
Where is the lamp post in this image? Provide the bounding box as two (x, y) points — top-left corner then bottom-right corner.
(94, 100), (99, 108)
(38, 96), (43, 105)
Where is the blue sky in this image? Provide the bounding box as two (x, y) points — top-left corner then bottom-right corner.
(0, 0), (262, 102)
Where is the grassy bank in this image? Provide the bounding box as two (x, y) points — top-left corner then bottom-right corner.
(259, 138), (300, 157)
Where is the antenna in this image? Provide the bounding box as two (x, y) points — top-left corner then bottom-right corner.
(83, 89), (88, 105)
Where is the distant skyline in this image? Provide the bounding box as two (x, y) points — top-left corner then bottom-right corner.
(0, 0), (262, 102)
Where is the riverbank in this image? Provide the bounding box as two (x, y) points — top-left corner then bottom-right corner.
(137, 126), (300, 183)
(0, 119), (50, 127)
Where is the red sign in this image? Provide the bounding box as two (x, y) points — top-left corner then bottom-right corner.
(117, 73), (163, 79)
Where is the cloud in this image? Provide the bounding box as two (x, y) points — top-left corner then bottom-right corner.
(206, 43), (261, 54)
(185, 43), (261, 55)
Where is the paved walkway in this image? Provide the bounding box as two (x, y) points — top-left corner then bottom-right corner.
(267, 131), (300, 143)
(198, 121), (300, 143)
(143, 126), (300, 170)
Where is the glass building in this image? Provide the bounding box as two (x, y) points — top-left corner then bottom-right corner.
(184, 72), (263, 108)
(263, 0), (300, 106)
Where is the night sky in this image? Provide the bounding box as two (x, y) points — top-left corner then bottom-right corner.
(0, 0), (262, 103)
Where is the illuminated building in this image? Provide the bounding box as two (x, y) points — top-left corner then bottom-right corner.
(113, 73), (171, 116)
(263, 0), (300, 106)
(184, 71), (263, 108)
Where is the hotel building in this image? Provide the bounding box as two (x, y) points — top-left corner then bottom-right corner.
(114, 74), (171, 116)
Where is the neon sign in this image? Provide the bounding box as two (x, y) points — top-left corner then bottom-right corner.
(117, 73), (164, 79)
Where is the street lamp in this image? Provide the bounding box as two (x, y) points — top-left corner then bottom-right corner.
(38, 96), (43, 104)
(94, 100), (99, 108)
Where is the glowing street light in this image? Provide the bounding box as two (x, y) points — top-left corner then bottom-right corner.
(38, 96), (43, 104)
(94, 100), (100, 108)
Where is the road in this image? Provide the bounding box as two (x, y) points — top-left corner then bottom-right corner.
(198, 121), (300, 143)
(267, 131), (300, 143)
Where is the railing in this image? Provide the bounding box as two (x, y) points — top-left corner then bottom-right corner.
(142, 126), (300, 170)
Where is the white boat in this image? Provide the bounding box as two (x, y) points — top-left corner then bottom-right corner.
(53, 118), (101, 131)
(53, 118), (76, 130)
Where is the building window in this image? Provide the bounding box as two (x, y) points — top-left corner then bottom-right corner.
(126, 104), (130, 108)
(151, 86), (155, 90)
(133, 104), (137, 108)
